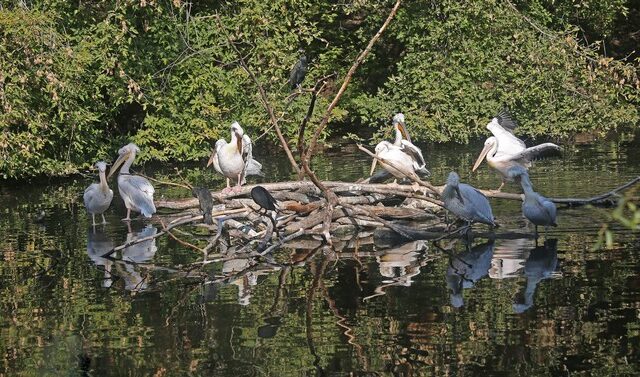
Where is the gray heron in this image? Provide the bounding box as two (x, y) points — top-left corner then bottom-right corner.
(472, 109), (561, 191)
(510, 166), (557, 236)
(441, 172), (496, 227)
(208, 121), (263, 193)
(107, 143), (156, 221)
(83, 161), (114, 225)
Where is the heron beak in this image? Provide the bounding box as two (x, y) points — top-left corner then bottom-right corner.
(107, 151), (129, 179)
(455, 186), (464, 204)
(370, 158), (378, 176)
(206, 150), (216, 167)
(472, 143), (492, 172)
(398, 123), (412, 143)
(235, 131), (243, 154)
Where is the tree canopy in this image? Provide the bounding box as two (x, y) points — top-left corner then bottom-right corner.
(0, 0), (638, 179)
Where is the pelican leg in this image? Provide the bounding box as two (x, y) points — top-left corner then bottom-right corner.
(533, 225), (539, 239)
(101, 214), (107, 225)
(91, 214), (97, 226)
(226, 178), (231, 189)
(122, 208), (131, 222)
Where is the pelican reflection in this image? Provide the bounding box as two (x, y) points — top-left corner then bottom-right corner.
(116, 224), (158, 292)
(86, 227), (115, 288)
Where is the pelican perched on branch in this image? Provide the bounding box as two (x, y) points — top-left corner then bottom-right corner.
(442, 172), (496, 227)
(391, 113), (430, 177)
(208, 122), (263, 193)
(472, 109), (561, 191)
(370, 141), (420, 180)
(83, 161), (113, 226)
(108, 143), (156, 221)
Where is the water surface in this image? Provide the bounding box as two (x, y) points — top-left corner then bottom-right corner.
(0, 137), (639, 376)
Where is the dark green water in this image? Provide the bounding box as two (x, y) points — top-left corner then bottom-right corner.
(1, 137), (639, 376)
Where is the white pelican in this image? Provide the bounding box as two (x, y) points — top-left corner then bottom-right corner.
(472, 109), (561, 191)
(370, 141), (420, 180)
(208, 121), (263, 192)
(108, 143), (156, 221)
(83, 161), (113, 225)
(391, 113), (430, 176)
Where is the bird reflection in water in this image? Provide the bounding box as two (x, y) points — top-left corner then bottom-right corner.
(365, 241), (429, 301)
(85, 224), (157, 292)
(86, 227), (115, 288)
(513, 239), (559, 313)
(446, 240), (495, 308)
(118, 224), (158, 292)
(489, 237), (530, 279)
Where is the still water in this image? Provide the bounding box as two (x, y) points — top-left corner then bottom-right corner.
(0, 137), (639, 376)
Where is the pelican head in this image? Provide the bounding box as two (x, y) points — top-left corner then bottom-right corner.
(392, 113), (411, 143)
(95, 161), (108, 173)
(230, 121), (244, 153)
(446, 172), (464, 204)
(370, 141), (392, 175)
(472, 137), (497, 172)
(108, 143), (140, 179)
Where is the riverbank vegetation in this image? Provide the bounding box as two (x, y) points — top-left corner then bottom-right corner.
(1, 0), (638, 179)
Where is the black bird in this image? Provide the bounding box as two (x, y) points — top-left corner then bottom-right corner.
(288, 53), (308, 90)
(192, 187), (215, 225)
(251, 186), (278, 215)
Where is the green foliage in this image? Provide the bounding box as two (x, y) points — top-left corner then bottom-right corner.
(0, 0), (638, 179)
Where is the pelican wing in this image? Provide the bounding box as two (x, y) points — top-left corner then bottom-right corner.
(512, 143), (561, 162)
(399, 140), (426, 167)
(495, 109), (518, 133)
(120, 175), (156, 217)
(209, 139), (226, 174)
(240, 134), (264, 184)
(83, 183), (113, 213)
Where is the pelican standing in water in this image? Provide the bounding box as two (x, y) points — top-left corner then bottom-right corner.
(83, 161), (113, 226)
(472, 109), (561, 191)
(208, 122), (263, 193)
(441, 172), (496, 227)
(108, 143), (156, 221)
(510, 166), (557, 236)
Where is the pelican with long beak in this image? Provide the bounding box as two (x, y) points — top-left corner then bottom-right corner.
(208, 121), (264, 193)
(83, 161), (113, 225)
(107, 143), (156, 221)
(391, 113), (430, 176)
(472, 109), (561, 191)
(370, 141), (420, 181)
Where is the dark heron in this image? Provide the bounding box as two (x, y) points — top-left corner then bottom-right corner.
(509, 167), (557, 236)
(107, 143), (156, 221)
(251, 186), (278, 214)
(288, 53), (307, 89)
(83, 161), (113, 225)
(441, 172), (496, 227)
(472, 109), (561, 191)
(192, 187), (215, 225)
(251, 186), (280, 245)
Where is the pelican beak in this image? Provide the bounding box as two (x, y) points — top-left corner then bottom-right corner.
(107, 151), (129, 179)
(235, 131), (243, 154)
(370, 158), (378, 176)
(456, 186), (464, 204)
(206, 149), (216, 167)
(397, 122), (412, 143)
(472, 143), (492, 172)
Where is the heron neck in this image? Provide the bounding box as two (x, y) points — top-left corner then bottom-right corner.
(120, 153), (135, 174)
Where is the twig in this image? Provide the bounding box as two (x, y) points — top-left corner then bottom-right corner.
(259, 229), (305, 256)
